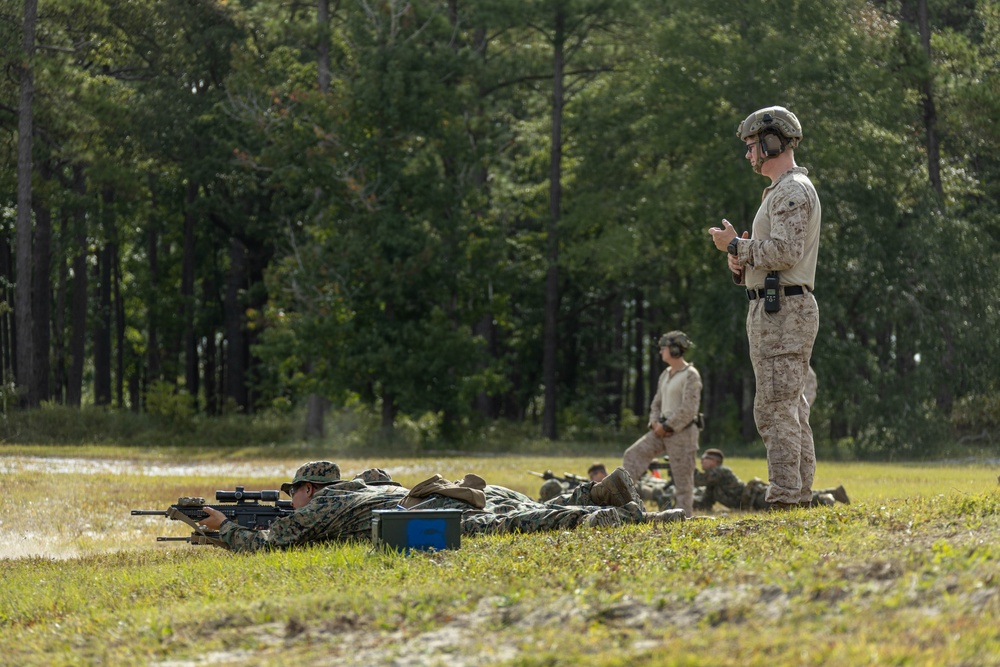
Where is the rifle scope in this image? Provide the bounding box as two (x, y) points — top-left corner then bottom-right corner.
(215, 486), (282, 502)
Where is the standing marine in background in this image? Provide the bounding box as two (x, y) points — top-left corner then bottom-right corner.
(709, 105), (821, 510)
(622, 331), (702, 517)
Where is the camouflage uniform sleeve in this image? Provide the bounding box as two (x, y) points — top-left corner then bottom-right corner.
(746, 179), (813, 272)
(695, 466), (720, 487)
(219, 500), (340, 552)
(716, 467), (747, 509)
(671, 366), (702, 429)
(694, 468), (718, 509)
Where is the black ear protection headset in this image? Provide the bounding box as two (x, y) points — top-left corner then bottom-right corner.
(659, 332), (691, 357)
(759, 129), (786, 156)
(757, 113), (787, 157)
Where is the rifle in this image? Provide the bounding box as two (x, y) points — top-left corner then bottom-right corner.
(131, 487), (294, 549)
(647, 457), (674, 481)
(527, 470), (588, 487)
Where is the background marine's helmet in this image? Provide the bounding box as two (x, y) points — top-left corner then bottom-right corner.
(657, 331), (692, 357)
(736, 106), (803, 150)
(539, 479), (565, 502)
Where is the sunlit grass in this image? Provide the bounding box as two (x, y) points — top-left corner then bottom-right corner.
(2, 445), (998, 666)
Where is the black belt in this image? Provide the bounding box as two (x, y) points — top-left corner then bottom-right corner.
(747, 285), (808, 300)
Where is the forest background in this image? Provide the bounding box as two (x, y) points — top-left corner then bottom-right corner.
(1, 0), (998, 459)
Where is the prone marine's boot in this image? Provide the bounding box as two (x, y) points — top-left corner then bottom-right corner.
(815, 493), (835, 506)
(831, 485), (851, 504)
(583, 507), (623, 528)
(646, 509), (686, 523)
(590, 467), (641, 507)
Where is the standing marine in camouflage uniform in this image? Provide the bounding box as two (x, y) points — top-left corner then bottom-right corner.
(197, 462), (686, 552)
(622, 331), (702, 517)
(693, 449), (849, 512)
(710, 106), (821, 510)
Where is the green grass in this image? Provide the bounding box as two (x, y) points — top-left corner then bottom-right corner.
(1, 445), (998, 666)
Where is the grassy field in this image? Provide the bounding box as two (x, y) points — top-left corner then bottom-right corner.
(1, 445), (998, 666)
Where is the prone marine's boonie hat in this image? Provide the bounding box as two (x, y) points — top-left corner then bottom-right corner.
(353, 468), (393, 484)
(281, 461), (341, 494)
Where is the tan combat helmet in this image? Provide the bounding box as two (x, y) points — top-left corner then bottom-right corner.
(657, 331), (692, 357)
(736, 107), (802, 157)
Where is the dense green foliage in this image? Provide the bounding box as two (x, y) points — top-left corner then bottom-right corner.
(1, 0), (998, 456)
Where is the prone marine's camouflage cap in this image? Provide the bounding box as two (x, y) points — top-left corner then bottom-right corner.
(280, 461), (341, 494)
(353, 468), (393, 484)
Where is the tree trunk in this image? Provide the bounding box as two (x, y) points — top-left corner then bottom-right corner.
(94, 243), (112, 407)
(146, 175), (161, 391)
(542, 7), (565, 440)
(595, 297), (623, 425)
(631, 291), (646, 417)
(201, 276), (218, 415)
(916, 0), (942, 196)
(303, 0), (339, 432)
(0, 230), (14, 391)
(31, 166), (51, 404)
(913, 0), (955, 411)
(380, 389), (397, 432)
(67, 165), (88, 407)
(113, 248), (125, 407)
(15, 0), (38, 407)
(305, 388), (329, 439)
(317, 0), (331, 93)
(473, 311), (499, 418)
(54, 206), (68, 402)
(182, 178), (199, 406)
(224, 237), (249, 410)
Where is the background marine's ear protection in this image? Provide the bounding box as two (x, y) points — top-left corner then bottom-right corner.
(657, 331), (692, 357)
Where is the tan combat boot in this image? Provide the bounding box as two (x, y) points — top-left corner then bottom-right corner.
(646, 509), (686, 523)
(583, 507), (623, 528)
(590, 467), (640, 507)
(831, 485), (850, 504)
(816, 493), (835, 506)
